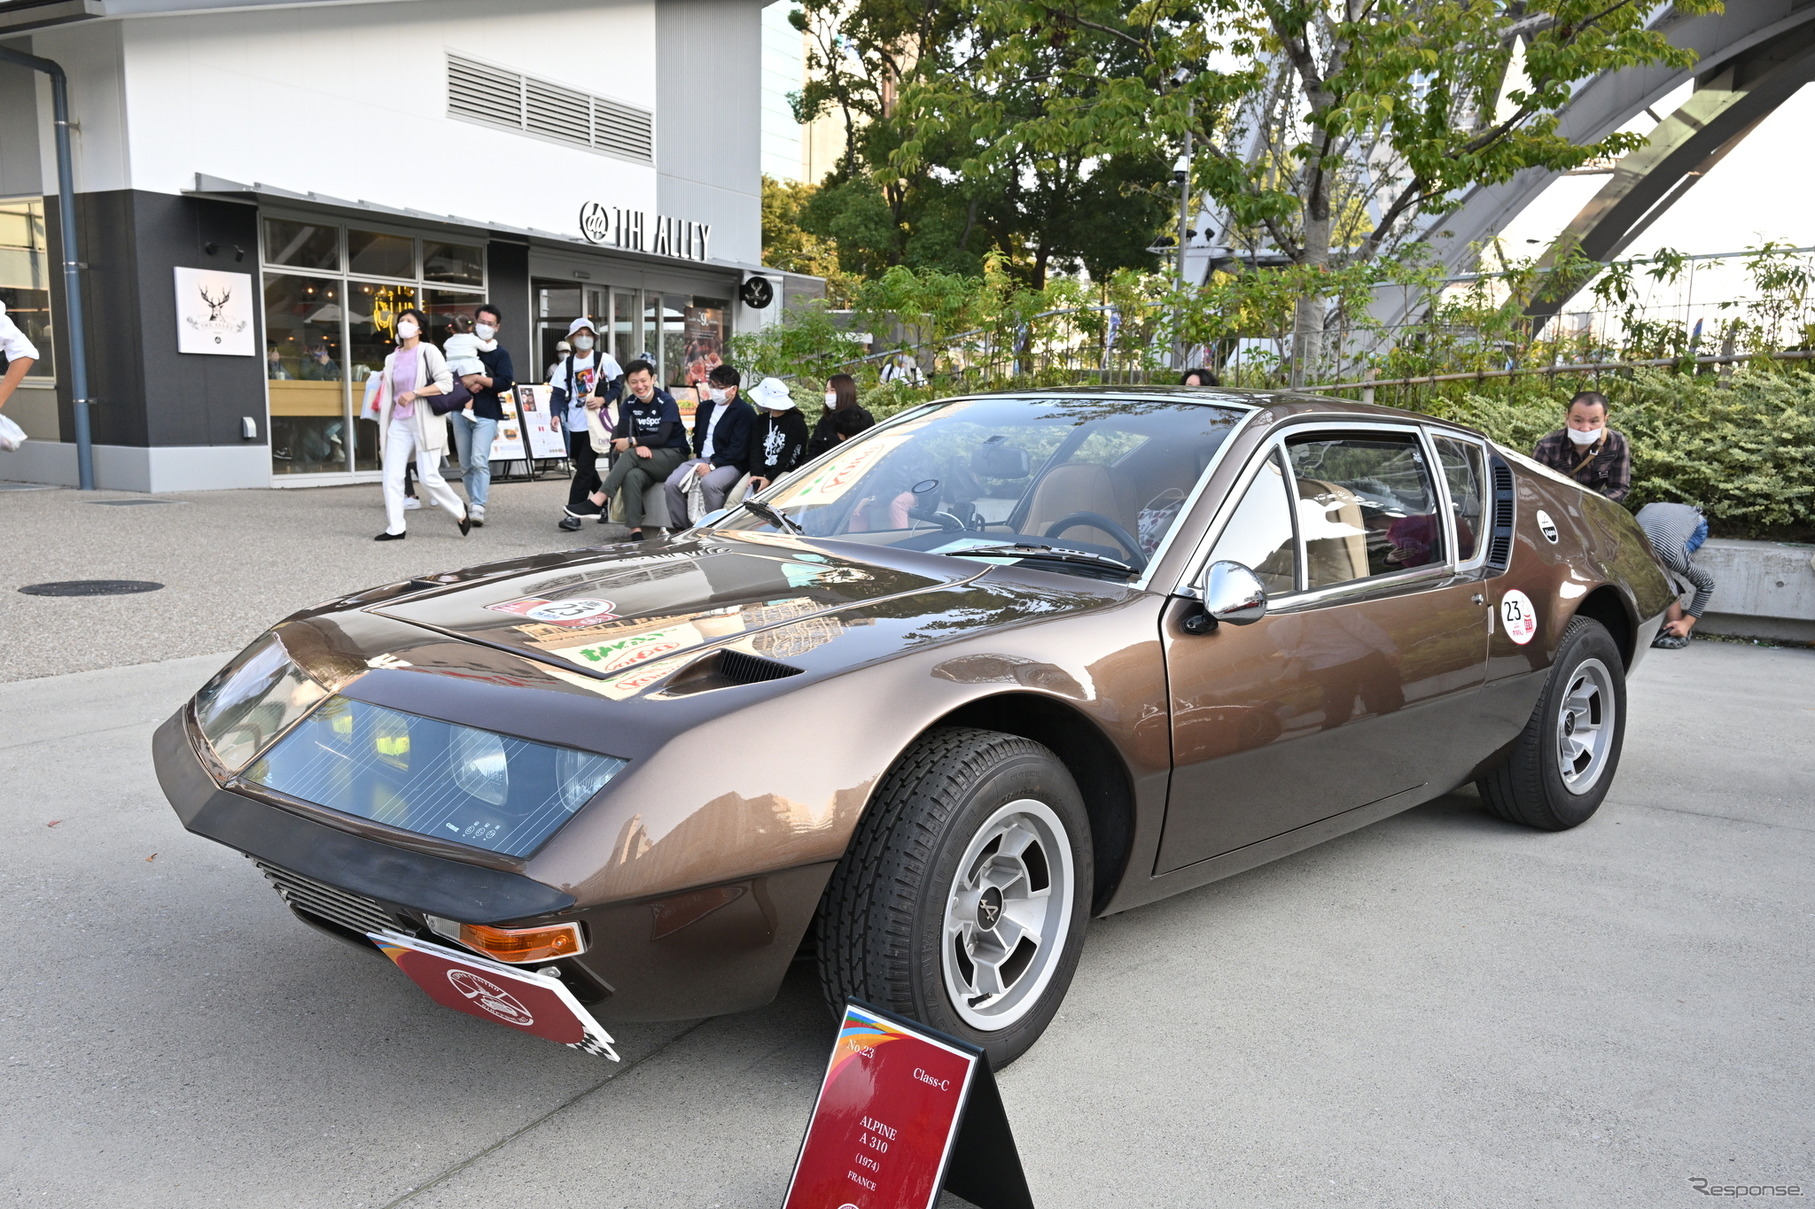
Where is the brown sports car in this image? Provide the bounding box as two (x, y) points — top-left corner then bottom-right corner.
(154, 389), (1674, 1066)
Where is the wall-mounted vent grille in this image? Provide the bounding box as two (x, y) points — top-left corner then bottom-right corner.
(1485, 455), (1516, 570)
(448, 53), (654, 164)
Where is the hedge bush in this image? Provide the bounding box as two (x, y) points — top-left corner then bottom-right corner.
(1391, 369), (1812, 539)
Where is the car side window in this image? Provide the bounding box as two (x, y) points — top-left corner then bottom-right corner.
(1207, 450), (1297, 595)
(1285, 434), (1445, 588)
(1431, 435), (1485, 562)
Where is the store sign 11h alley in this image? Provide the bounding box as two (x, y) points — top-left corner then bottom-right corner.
(579, 202), (710, 261)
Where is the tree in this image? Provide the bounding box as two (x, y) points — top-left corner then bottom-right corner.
(891, 0), (1719, 382)
(761, 175), (861, 305)
(788, 0), (1179, 289)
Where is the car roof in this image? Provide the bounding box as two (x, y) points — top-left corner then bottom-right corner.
(953, 384), (1489, 438)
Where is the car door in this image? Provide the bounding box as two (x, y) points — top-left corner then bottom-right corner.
(1156, 424), (1491, 873)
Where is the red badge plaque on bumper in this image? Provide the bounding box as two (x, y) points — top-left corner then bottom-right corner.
(369, 932), (618, 1059)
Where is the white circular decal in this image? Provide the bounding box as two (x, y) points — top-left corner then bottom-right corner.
(446, 969), (535, 1027)
(1535, 509), (1560, 544)
(526, 598), (617, 624)
(1500, 589), (1539, 645)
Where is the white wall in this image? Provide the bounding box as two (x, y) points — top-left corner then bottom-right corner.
(41, 0), (670, 237)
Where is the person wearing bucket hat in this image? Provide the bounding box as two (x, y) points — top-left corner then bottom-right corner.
(553, 317), (623, 531)
(746, 377), (810, 495)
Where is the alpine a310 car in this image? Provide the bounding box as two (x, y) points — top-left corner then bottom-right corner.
(154, 388), (1675, 1066)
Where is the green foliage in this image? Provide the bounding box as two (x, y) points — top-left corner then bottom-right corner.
(761, 176), (863, 306)
(1415, 369), (1815, 536)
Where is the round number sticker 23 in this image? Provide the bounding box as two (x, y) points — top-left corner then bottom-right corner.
(1500, 589), (1539, 645)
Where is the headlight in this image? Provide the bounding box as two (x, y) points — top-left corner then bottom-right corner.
(242, 696), (627, 858)
(192, 632), (328, 772)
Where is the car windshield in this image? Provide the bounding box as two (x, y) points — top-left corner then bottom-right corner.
(718, 395), (1246, 577)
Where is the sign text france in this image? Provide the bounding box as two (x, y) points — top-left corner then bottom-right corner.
(782, 1001), (1034, 1209)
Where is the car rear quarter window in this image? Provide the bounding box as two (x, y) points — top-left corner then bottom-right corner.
(1432, 436), (1486, 562)
(1285, 434), (1445, 588)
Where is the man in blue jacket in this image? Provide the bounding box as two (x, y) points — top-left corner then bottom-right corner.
(663, 364), (754, 527)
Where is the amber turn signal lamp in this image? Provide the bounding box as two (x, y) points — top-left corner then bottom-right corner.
(458, 920), (585, 964)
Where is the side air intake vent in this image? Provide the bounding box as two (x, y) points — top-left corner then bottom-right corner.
(663, 649), (805, 695)
(447, 53), (654, 164)
(1485, 455), (1516, 571)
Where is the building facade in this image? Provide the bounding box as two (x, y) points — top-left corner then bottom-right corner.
(0, 0), (815, 491)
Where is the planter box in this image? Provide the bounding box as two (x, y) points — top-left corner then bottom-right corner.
(1693, 538), (1815, 643)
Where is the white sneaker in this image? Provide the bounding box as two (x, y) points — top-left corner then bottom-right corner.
(403, 497), (423, 511)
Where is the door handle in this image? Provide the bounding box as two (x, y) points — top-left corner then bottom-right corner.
(1471, 593), (1485, 605)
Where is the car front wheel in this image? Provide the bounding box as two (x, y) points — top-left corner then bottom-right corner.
(1477, 616), (1627, 830)
(814, 727), (1093, 1068)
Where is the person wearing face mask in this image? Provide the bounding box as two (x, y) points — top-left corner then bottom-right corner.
(447, 303), (515, 527)
(663, 364), (754, 526)
(372, 307), (469, 541)
(1531, 390), (1630, 502)
(553, 318), (624, 531)
(570, 359), (686, 541)
(806, 373), (872, 459)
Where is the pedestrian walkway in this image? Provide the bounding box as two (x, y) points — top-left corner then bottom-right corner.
(0, 479), (633, 683)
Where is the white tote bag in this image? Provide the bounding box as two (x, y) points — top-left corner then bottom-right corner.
(0, 413), (26, 452)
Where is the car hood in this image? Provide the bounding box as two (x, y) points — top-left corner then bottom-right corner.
(368, 532), (995, 685)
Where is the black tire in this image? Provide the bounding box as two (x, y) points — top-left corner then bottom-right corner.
(1477, 616), (1627, 830)
(814, 727), (1093, 1069)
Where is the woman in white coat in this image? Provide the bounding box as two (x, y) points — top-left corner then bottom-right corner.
(373, 307), (470, 540)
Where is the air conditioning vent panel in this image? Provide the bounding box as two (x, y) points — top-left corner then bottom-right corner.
(446, 52), (653, 164)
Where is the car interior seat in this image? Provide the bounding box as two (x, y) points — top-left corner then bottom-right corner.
(1295, 478), (1370, 587)
(1021, 461), (1131, 549)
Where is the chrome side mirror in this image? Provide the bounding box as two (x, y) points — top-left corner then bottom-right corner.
(1194, 560), (1268, 629)
(693, 507), (733, 530)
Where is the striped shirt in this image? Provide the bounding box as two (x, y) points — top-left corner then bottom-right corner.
(1636, 503), (1714, 618)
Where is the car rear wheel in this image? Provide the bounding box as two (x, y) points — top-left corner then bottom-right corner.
(813, 727), (1092, 1069)
(1476, 616), (1626, 830)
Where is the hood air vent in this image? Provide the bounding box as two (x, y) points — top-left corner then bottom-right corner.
(664, 649), (804, 696)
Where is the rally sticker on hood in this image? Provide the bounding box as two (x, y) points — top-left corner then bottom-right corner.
(1535, 510), (1560, 544)
(1500, 590), (1538, 645)
(487, 597), (620, 625)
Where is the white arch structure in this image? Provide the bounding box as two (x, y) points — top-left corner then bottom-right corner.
(1374, 0), (1815, 327)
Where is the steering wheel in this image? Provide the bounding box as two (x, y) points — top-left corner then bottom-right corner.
(1043, 512), (1147, 569)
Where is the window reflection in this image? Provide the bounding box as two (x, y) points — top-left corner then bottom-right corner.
(0, 200), (56, 379)
(263, 218), (339, 271)
(348, 229), (415, 279)
(265, 274), (347, 473)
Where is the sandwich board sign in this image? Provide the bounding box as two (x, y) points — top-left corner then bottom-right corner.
(782, 1001), (1034, 1209)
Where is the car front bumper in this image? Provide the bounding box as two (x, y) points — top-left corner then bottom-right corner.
(152, 709), (833, 1022)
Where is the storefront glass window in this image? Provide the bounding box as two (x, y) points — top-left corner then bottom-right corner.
(263, 218), (340, 272)
(264, 274), (348, 474)
(348, 229), (416, 279)
(681, 299), (726, 389)
(348, 281), (420, 472)
(423, 240), (485, 287)
(423, 289), (488, 360)
(0, 200), (56, 379)
(659, 295), (687, 386)
(612, 289), (638, 368)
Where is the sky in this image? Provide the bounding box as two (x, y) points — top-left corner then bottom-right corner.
(1486, 82), (1815, 333)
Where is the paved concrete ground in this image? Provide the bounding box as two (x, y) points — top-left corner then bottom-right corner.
(0, 478), (634, 683)
(1, 623), (1809, 1205)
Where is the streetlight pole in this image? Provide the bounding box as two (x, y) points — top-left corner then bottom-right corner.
(1171, 84), (1195, 372)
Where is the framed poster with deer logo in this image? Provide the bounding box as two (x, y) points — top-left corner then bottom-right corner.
(174, 267), (255, 356)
